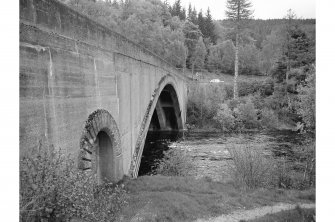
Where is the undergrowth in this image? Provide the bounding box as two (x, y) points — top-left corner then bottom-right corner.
(154, 148), (194, 176)
(20, 141), (128, 222)
(228, 146), (273, 189)
(227, 142), (315, 190)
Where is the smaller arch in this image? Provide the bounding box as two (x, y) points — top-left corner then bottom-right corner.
(78, 109), (122, 183)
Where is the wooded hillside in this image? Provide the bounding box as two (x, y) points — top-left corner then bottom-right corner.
(60, 0), (315, 77)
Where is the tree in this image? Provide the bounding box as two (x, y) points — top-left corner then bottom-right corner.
(225, 0), (253, 99)
(260, 26), (286, 75)
(190, 37), (207, 77)
(239, 44), (261, 75)
(197, 10), (205, 36)
(170, 0), (186, 20)
(187, 6), (198, 25)
(204, 8), (217, 44)
(183, 20), (202, 69)
(207, 40), (235, 74)
(296, 65), (315, 131)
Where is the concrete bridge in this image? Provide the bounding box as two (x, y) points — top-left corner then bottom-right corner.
(20, 0), (189, 182)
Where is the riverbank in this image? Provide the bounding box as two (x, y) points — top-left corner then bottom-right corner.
(118, 175), (314, 221)
(117, 129), (315, 221)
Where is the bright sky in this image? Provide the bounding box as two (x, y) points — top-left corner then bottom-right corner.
(167, 0), (315, 20)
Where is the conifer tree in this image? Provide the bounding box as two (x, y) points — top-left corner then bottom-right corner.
(225, 0), (253, 99)
(170, 0), (186, 20)
(197, 10), (205, 36)
(205, 8), (216, 44)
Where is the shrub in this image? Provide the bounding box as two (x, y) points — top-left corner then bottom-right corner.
(238, 80), (262, 97)
(296, 67), (315, 131)
(227, 146), (274, 189)
(268, 142), (315, 190)
(187, 83), (226, 128)
(291, 141), (315, 188)
(155, 148), (194, 176)
(259, 78), (274, 96)
(20, 141), (128, 222)
(223, 84), (234, 99)
(213, 103), (237, 131)
(224, 81), (263, 99)
(260, 108), (279, 129)
(271, 157), (294, 189)
(236, 100), (261, 129)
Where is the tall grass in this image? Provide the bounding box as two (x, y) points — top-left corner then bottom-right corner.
(227, 142), (315, 190)
(227, 146), (274, 189)
(20, 141), (128, 222)
(154, 148), (194, 176)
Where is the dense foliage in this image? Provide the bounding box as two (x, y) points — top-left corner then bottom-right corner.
(186, 8), (315, 133)
(60, 0), (315, 78)
(20, 141), (128, 222)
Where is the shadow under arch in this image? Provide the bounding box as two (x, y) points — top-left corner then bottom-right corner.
(78, 109), (123, 184)
(129, 74), (185, 178)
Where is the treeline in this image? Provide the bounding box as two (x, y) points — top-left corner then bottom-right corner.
(187, 10), (315, 132)
(61, 0), (315, 77)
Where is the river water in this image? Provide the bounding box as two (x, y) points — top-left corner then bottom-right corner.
(138, 130), (313, 181)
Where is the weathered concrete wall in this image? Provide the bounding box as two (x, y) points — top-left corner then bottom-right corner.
(20, 0), (188, 180)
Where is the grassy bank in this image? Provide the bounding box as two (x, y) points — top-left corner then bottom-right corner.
(20, 140), (315, 221)
(246, 207), (315, 222)
(119, 175), (314, 221)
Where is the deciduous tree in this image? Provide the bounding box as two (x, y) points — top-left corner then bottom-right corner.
(225, 0), (253, 99)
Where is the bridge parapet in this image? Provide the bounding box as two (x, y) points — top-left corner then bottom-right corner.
(20, 0), (187, 81)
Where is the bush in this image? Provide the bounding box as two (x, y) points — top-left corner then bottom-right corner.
(266, 141), (315, 190)
(154, 148), (194, 176)
(223, 81), (263, 99)
(250, 92), (263, 109)
(223, 84), (234, 99)
(187, 83), (227, 128)
(228, 146), (274, 189)
(259, 78), (274, 96)
(214, 103), (237, 131)
(291, 141), (315, 188)
(20, 141), (128, 222)
(296, 67), (315, 131)
(238, 80), (262, 97)
(260, 108), (279, 129)
(236, 100), (261, 129)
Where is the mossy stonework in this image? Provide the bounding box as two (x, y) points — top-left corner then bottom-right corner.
(19, 0), (189, 182)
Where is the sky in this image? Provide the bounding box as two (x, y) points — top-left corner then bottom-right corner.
(167, 0), (315, 20)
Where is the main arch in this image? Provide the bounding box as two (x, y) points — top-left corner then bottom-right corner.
(129, 75), (185, 178)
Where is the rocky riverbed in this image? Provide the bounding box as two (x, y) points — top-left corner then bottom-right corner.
(138, 130), (312, 181)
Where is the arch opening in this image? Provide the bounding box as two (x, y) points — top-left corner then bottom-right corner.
(150, 84), (183, 132)
(96, 131), (114, 183)
(138, 84), (183, 176)
(78, 109), (122, 184)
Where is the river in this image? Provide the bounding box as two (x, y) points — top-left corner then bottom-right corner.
(138, 130), (313, 181)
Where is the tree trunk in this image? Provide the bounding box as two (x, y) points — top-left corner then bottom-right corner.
(286, 35), (291, 108)
(234, 32), (239, 99)
(192, 62), (195, 81)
